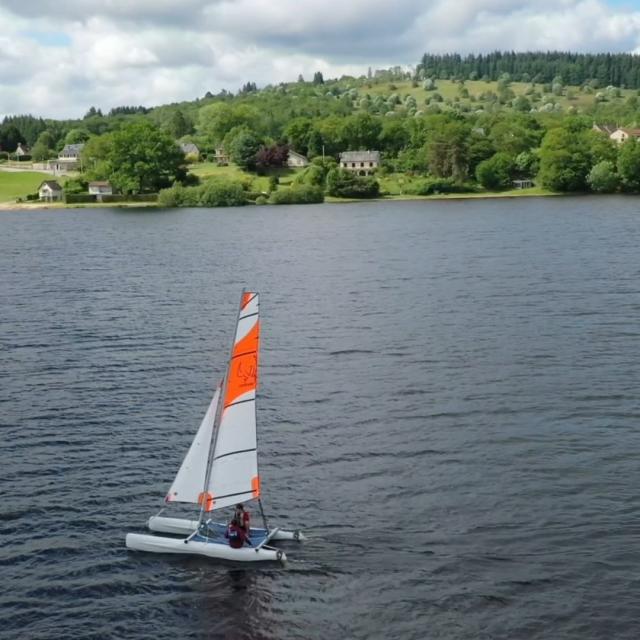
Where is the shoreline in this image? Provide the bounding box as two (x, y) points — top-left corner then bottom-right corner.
(0, 189), (574, 211)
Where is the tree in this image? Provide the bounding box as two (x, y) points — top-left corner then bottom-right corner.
(617, 140), (640, 191)
(475, 152), (516, 190)
(0, 124), (25, 152)
(168, 110), (191, 138)
(340, 113), (382, 150)
(426, 121), (470, 181)
(197, 102), (261, 145)
(97, 120), (186, 193)
(30, 141), (51, 161)
(228, 129), (262, 170)
(255, 143), (289, 171)
(313, 71), (324, 85)
(587, 161), (619, 193)
(61, 129), (87, 146)
(538, 126), (592, 191)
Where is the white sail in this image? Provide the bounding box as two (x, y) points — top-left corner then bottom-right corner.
(165, 387), (220, 505)
(202, 292), (261, 512)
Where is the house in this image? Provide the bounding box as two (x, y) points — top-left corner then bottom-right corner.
(179, 142), (200, 159)
(213, 147), (229, 166)
(592, 123), (617, 136)
(609, 128), (640, 144)
(287, 150), (309, 168)
(50, 143), (85, 172)
(339, 150), (380, 176)
(513, 179), (534, 189)
(38, 180), (63, 201)
(15, 142), (30, 159)
(88, 181), (113, 201)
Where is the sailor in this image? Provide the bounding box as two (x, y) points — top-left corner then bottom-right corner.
(234, 503), (250, 535)
(225, 518), (248, 549)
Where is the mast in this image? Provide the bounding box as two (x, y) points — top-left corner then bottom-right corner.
(196, 290), (246, 528)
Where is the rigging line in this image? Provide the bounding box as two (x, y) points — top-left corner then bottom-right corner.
(238, 311), (259, 321)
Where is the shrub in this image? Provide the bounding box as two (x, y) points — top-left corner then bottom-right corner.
(268, 184), (324, 204)
(64, 193), (97, 203)
(326, 168), (380, 198)
(199, 179), (247, 207)
(157, 184), (200, 207)
(255, 195), (268, 205)
(404, 178), (476, 196)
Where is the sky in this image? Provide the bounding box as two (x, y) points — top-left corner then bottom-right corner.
(2, 0), (640, 120)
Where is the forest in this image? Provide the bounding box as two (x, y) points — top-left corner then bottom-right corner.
(2, 51), (640, 205)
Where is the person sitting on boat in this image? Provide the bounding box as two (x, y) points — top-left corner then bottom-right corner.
(234, 503), (250, 535)
(225, 518), (248, 549)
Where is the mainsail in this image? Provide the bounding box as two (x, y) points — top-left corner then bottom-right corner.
(164, 292), (261, 513)
(205, 292), (260, 511)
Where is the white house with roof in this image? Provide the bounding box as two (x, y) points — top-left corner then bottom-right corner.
(38, 180), (63, 201)
(88, 181), (113, 201)
(339, 150), (381, 176)
(47, 143), (85, 173)
(609, 128), (640, 144)
(287, 150), (309, 168)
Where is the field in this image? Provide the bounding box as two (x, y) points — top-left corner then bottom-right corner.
(0, 170), (55, 203)
(189, 162), (298, 190)
(361, 78), (636, 112)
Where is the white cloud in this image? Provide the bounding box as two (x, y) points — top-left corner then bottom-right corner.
(1, 0), (640, 119)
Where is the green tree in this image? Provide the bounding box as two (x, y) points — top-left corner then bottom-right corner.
(340, 113), (382, 150)
(228, 129), (261, 170)
(197, 102), (261, 145)
(587, 161), (619, 193)
(313, 71), (324, 85)
(108, 120), (186, 193)
(30, 141), (51, 161)
(538, 126), (592, 191)
(475, 152), (516, 189)
(426, 121), (470, 181)
(65, 128), (91, 145)
(617, 140), (640, 191)
(168, 110), (192, 138)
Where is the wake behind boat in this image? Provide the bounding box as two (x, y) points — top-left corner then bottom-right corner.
(126, 291), (303, 562)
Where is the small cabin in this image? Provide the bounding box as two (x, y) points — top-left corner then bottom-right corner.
(609, 128), (640, 144)
(287, 151), (309, 168)
(38, 180), (63, 201)
(180, 142), (200, 160)
(88, 181), (113, 201)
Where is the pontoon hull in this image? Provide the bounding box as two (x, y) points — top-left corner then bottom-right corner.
(148, 515), (305, 540)
(125, 533), (285, 562)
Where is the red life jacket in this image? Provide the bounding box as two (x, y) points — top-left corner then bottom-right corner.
(226, 523), (246, 549)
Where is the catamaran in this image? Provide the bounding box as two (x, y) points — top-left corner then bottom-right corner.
(126, 291), (303, 562)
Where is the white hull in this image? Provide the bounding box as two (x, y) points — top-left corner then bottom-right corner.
(148, 515), (305, 540)
(125, 533), (285, 562)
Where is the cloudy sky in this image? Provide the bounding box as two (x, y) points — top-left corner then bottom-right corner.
(2, 0), (640, 120)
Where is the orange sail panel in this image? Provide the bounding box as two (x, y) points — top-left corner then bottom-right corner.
(206, 292), (261, 511)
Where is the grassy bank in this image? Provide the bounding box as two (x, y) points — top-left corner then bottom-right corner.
(0, 171), (56, 202)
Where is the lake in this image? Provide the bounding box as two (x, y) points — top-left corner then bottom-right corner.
(2, 197), (639, 639)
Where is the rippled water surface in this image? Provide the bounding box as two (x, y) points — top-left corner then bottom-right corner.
(2, 198), (640, 639)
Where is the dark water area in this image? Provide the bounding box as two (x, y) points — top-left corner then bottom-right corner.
(2, 197), (640, 639)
